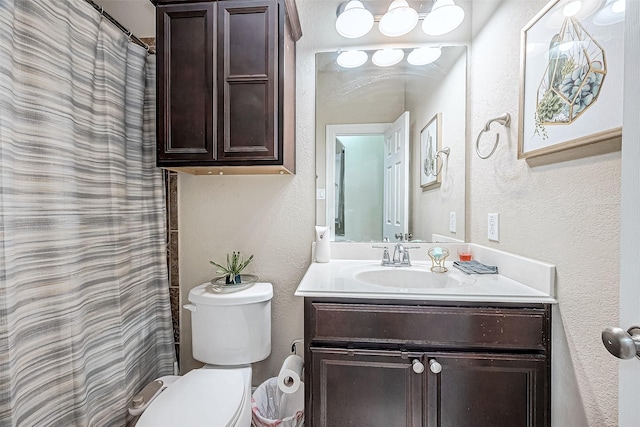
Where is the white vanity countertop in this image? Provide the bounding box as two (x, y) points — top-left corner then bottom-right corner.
(294, 243), (557, 304)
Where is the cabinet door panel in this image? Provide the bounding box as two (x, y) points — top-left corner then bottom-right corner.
(226, 82), (270, 153)
(310, 348), (424, 427)
(428, 353), (549, 427)
(218, 0), (277, 163)
(226, 10), (270, 76)
(157, 3), (215, 162)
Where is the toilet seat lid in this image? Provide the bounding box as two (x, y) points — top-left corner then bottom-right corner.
(137, 369), (246, 427)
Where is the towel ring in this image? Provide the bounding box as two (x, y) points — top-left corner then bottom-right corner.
(425, 147), (451, 178)
(475, 113), (511, 159)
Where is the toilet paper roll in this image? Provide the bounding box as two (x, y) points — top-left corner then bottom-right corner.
(277, 355), (304, 394)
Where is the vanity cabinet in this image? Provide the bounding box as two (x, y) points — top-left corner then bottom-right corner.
(304, 299), (551, 427)
(152, 0), (301, 174)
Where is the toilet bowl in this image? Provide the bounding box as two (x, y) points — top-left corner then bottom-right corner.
(134, 282), (273, 427)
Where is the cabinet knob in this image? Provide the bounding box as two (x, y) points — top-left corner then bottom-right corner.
(412, 359), (425, 373)
(429, 359), (442, 374)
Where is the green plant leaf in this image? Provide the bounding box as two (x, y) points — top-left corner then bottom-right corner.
(210, 252), (254, 277)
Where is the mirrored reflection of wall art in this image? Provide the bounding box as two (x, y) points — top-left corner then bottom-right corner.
(420, 113), (442, 189)
(518, 0), (624, 159)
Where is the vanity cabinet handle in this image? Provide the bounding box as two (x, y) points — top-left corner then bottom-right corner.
(429, 359), (442, 374)
(412, 359), (425, 373)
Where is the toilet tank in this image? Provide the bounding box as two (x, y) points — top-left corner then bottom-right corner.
(186, 282), (272, 365)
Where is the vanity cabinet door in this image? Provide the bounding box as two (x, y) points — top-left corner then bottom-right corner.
(309, 348), (425, 427)
(426, 353), (549, 427)
(156, 2), (216, 164)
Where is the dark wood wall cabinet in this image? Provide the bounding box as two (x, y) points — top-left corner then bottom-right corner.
(151, 0), (301, 175)
(304, 298), (552, 427)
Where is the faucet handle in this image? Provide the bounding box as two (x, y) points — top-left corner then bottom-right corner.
(401, 246), (420, 266)
(402, 249), (411, 266)
(372, 245), (392, 265)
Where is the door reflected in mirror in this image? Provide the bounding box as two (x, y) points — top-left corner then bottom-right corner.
(316, 46), (467, 243)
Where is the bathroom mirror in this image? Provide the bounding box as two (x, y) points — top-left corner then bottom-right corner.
(315, 45), (467, 242)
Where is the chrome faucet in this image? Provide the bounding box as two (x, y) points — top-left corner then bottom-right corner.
(374, 243), (417, 267)
(392, 242), (405, 264)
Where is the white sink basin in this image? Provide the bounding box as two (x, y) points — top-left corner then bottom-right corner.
(353, 266), (475, 289)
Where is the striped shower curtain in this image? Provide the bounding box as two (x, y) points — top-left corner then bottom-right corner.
(0, 1), (176, 425)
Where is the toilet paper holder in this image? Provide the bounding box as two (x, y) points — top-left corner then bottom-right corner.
(290, 338), (303, 355)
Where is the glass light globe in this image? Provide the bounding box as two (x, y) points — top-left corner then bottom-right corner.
(379, 0), (419, 37)
(372, 49), (404, 67)
(335, 0), (374, 38)
(422, 0), (465, 36)
(337, 50), (368, 68)
(407, 47), (442, 65)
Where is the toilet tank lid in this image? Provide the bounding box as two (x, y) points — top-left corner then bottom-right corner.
(188, 282), (273, 306)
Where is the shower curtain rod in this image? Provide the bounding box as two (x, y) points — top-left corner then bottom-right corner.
(84, 0), (155, 54)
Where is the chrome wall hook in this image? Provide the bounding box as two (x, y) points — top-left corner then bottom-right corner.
(476, 113), (511, 159)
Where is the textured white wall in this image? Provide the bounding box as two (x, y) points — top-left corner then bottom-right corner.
(178, 174), (315, 384)
(469, 1), (620, 425)
(94, 0), (155, 38)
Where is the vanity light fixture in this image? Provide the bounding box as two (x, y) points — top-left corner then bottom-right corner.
(335, 0), (465, 39)
(407, 47), (441, 65)
(378, 0), (419, 37)
(336, 50), (369, 68)
(336, 46), (443, 68)
(372, 48), (404, 67)
(421, 0), (465, 36)
(335, 0), (375, 38)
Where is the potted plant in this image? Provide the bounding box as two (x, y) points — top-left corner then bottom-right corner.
(210, 251), (254, 284)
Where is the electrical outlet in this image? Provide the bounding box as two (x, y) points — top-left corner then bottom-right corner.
(449, 212), (456, 233)
(488, 213), (500, 241)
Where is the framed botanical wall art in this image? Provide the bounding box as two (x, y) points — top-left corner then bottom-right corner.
(420, 113), (442, 189)
(518, 0), (624, 159)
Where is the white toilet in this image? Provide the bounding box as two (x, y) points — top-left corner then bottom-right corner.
(136, 282), (273, 427)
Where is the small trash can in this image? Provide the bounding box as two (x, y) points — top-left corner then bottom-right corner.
(251, 377), (304, 427)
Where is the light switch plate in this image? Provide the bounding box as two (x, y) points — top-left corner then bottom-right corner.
(449, 212), (456, 233)
(488, 213), (500, 241)
(316, 189), (326, 200)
